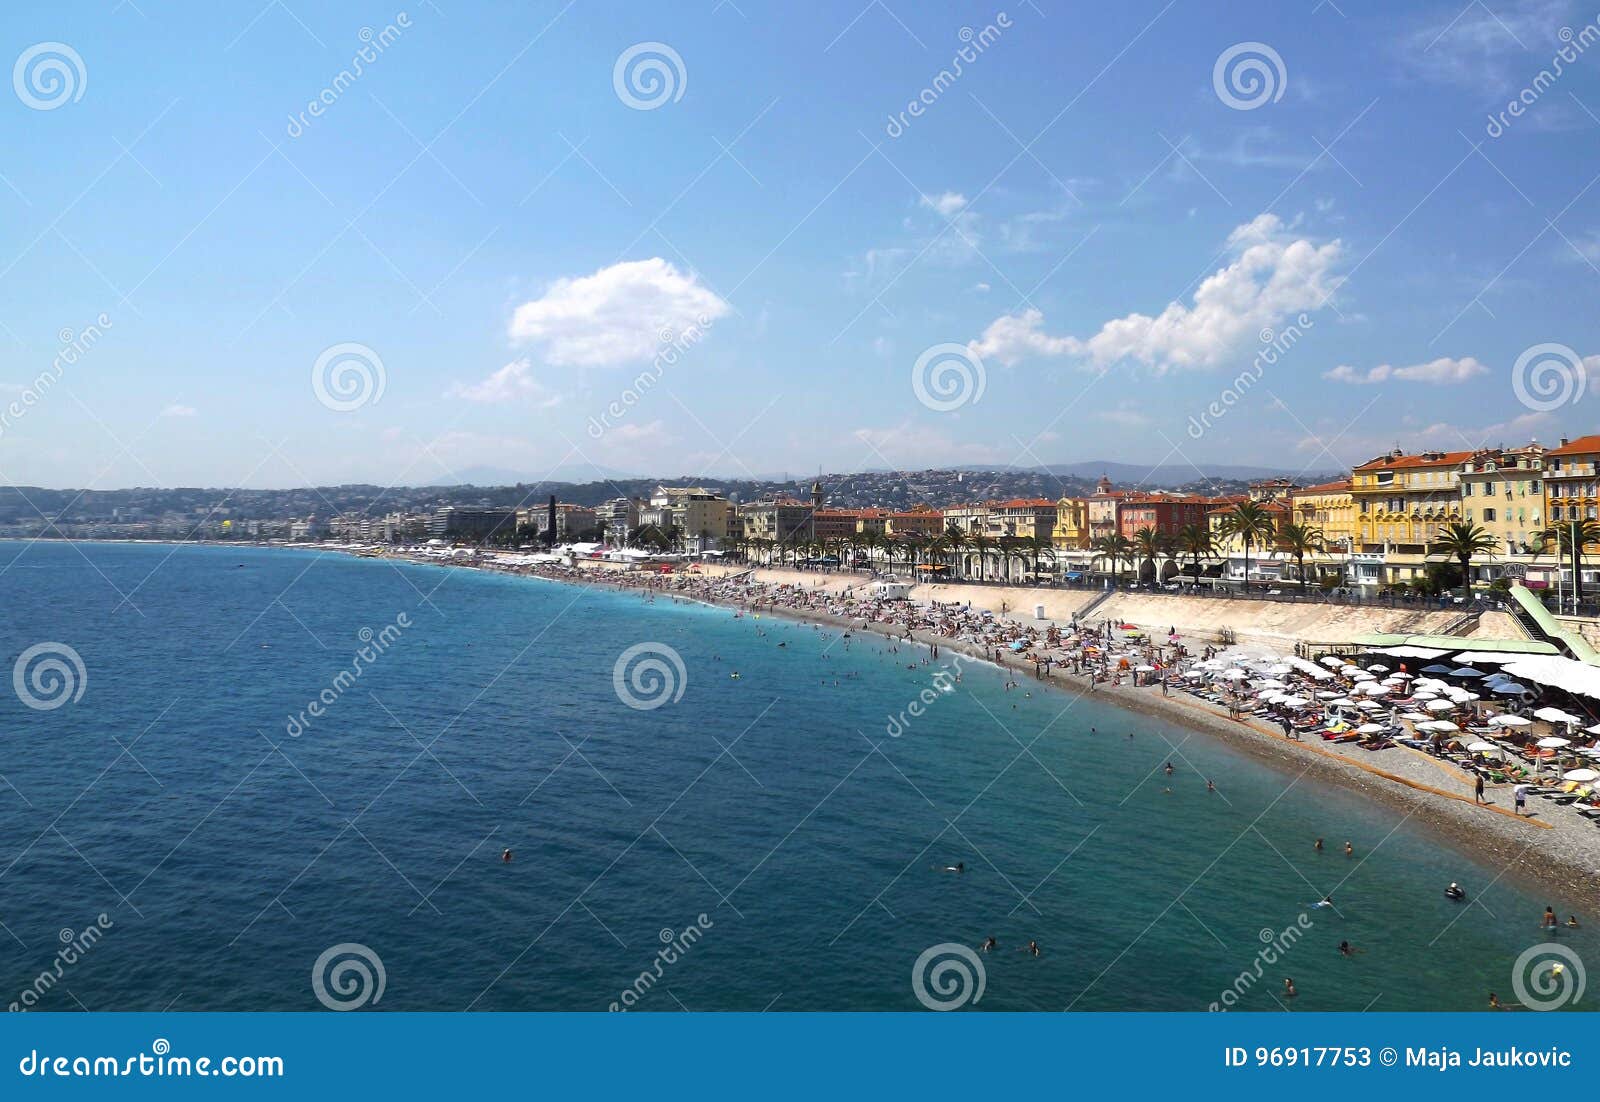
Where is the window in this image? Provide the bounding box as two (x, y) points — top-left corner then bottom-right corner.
(1483, 508), (1496, 522)
(1463, 483), (1473, 497)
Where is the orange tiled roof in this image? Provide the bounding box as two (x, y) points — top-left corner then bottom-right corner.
(1549, 435), (1600, 456)
(1293, 478), (1352, 495)
(1353, 449), (1472, 471)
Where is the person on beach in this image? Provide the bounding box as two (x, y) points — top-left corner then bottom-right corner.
(1475, 775), (1485, 804)
(1514, 783), (1529, 816)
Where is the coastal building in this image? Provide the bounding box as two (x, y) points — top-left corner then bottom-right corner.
(1247, 477), (1300, 502)
(1116, 493), (1214, 541)
(1459, 444), (1546, 559)
(884, 508), (945, 538)
(1086, 476), (1126, 543)
(941, 502), (992, 535)
(987, 498), (1058, 541)
(1545, 435), (1600, 537)
(1053, 495), (1090, 550)
(1289, 480), (1356, 547)
(647, 487), (735, 550)
(428, 507), (517, 541)
(1350, 448), (1470, 551)
(739, 498), (814, 545)
(516, 503), (599, 542)
(598, 497), (642, 541)
(813, 509), (865, 542)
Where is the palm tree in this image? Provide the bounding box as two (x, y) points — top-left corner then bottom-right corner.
(1031, 536), (1057, 583)
(857, 530), (882, 572)
(1093, 534), (1134, 583)
(998, 536), (1029, 583)
(1538, 518), (1600, 606)
(1218, 500), (1277, 594)
(1132, 526), (1165, 585)
(1429, 521), (1497, 598)
(942, 526), (967, 578)
(1277, 523), (1326, 593)
(1175, 523), (1214, 584)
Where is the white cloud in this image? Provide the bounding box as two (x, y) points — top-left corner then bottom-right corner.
(920, 191), (969, 217)
(969, 213), (1342, 372)
(1404, 0), (1566, 87)
(1324, 356), (1490, 385)
(161, 404), (197, 417)
(449, 359), (562, 405)
(509, 258), (729, 367)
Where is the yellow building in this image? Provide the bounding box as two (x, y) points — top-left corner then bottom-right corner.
(1546, 434), (1600, 546)
(1054, 495), (1089, 549)
(1289, 479), (1356, 547)
(1350, 449), (1470, 550)
(1459, 444), (1546, 555)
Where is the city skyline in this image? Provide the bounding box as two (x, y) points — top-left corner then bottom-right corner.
(2, 0), (1598, 490)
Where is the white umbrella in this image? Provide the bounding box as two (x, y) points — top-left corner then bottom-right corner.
(1585, 723), (1600, 735)
(1563, 768), (1600, 783)
(1136, 664), (1156, 672)
(1367, 664), (1390, 674)
(1357, 699), (1386, 711)
(1356, 723), (1386, 734)
(1220, 669), (1247, 680)
(1425, 700), (1456, 713)
(1537, 736), (1572, 749)
(1468, 741), (1499, 752)
(1328, 697), (1356, 708)
(1535, 707), (1582, 725)
(1317, 691), (1342, 700)
(1269, 664), (1292, 675)
(1418, 720), (1460, 732)
(1320, 656), (1346, 668)
(1400, 711), (1431, 722)
(1357, 682), (1390, 696)
(1254, 678), (1287, 689)
(1350, 670), (1376, 681)
(1279, 695), (1310, 707)
(1489, 714), (1532, 727)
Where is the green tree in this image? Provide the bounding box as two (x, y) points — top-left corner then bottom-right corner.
(1218, 501), (1277, 594)
(1429, 521), (1497, 599)
(1278, 523), (1326, 593)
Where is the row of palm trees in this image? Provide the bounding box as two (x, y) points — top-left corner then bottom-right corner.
(727, 528), (1061, 583)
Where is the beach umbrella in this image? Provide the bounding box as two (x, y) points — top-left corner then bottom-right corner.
(1450, 667), (1484, 678)
(1400, 711), (1431, 722)
(1418, 720), (1460, 732)
(1586, 723), (1600, 736)
(1535, 707), (1582, 725)
(1254, 678), (1287, 689)
(1320, 656), (1347, 668)
(1279, 695), (1310, 707)
(1328, 697), (1355, 707)
(1357, 699), (1386, 711)
(1269, 664), (1292, 675)
(1421, 664), (1455, 675)
(1136, 664), (1156, 673)
(1537, 736), (1572, 749)
(1425, 699), (1456, 713)
(1366, 664), (1389, 674)
(1317, 691), (1342, 700)
(1563, 768), (1600, 783)
(1393, 670), (1415, 680)
(1220, 669), (1247, 680)
(1468, 741), (1499, 752)
(1488, 714), (1532, 727)
(1350, 670), (1376, 681)
(1356, 723), (1386, 734)
(1491, 682), (1529, 695)
(1356, 682), (1389, 696)
(1412, 690), (1440, 701)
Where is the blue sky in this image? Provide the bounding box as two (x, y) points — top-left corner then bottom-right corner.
(3, 0), (1599, 489)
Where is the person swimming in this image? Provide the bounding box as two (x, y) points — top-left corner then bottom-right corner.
(501, 848), (513, 863)
(1284, 978), (1297, 998)
(1567, 915), (1581, 928)
(1344, 841), (1354, 857)
(1445, 882), (1465, 901)
(1543, 906), (1558, 928)
(1314, 838), (1323, 852)
(1338, 940), (1353, 956)
(938, 862), (965, 873)
(1312, 895), (1334, 909)
(1026, 940), (1040, 957)
(981, 936), (997, 952)
(1164, 761), (1174, 775)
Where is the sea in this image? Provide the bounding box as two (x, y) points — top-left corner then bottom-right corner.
(0, 541), (1591, 1012)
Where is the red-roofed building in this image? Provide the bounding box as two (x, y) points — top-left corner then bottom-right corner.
(1116, 494), (1219, 540)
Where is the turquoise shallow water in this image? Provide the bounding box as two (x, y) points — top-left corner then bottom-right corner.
(0, 541), (1592, 1011)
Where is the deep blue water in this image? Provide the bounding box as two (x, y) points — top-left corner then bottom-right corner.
(0, 542), (1592, 1012)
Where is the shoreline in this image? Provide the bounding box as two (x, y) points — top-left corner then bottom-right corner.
(23, 538), (1600, 913)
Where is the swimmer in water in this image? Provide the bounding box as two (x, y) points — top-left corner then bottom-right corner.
(939, 862), (965, 874)
(1543, 906), (1558, 928)
(501, 848), (513, 863)
(1164, 762), (1174, 775)
(1314, 838), (1323, 852)
(1284, 978), (1297, 998)
(1344, 841), (1353, 857)
(981, 936), (997, 953)
(1568, 915), (1581, 928)
(1026, 940), (1040, 957)
(1445, 882), (1465, 901)
(1338, 940), (1353, 956)
(1488, 992), (1502, 1010)
(1313, 895), (1333, 909)
(1207, 779), (1215, 792)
